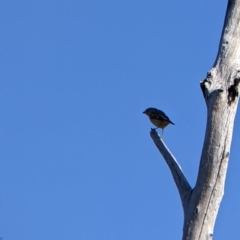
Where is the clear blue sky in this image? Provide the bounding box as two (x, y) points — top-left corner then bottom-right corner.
(1, 1), (239, 239)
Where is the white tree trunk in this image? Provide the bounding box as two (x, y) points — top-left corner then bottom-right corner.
(150, 1), (240, 239)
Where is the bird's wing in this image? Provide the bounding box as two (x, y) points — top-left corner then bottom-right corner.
(150, 110), (174, 125)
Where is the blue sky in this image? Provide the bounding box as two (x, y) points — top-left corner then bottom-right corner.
(1, 0), (240, 239)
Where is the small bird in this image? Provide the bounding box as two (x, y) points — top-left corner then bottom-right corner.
(143, 107), (175, 137)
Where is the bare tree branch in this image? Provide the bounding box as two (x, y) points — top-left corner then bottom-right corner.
(150, 129), (192, 213)
(148, 1), (240, 239)
(183, 1), (240, 239)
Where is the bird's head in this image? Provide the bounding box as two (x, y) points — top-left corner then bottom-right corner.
(143, 108), (156, 117)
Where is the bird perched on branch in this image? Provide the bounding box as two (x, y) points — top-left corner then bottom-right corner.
(143, 107), (175, 137)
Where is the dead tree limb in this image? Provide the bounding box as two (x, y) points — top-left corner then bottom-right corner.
(150, 1), (240, 239)
(150, 130), (192, 213)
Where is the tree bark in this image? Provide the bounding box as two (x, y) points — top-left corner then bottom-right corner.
(150, 1), (240, 239)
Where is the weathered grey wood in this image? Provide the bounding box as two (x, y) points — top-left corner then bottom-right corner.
(183, 1), (240, 239)
(150, 1), (240, 239)
(150, 129), (192, 213)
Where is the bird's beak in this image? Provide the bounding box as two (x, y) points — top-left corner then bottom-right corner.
(143, 111), (146, 114)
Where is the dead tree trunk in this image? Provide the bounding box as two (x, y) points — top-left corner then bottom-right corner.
(150, 1), (240, 239)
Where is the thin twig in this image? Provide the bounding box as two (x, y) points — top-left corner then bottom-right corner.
(150, 129), (192, 212)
